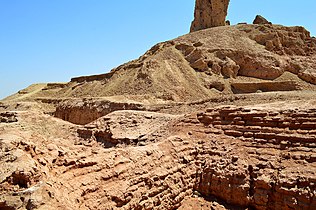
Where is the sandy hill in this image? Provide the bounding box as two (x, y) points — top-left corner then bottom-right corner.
(3, 24), (316, 104)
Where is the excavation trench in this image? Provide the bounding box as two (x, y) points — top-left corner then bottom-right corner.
(54, 99), (146, 125)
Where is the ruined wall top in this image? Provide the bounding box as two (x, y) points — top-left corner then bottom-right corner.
(190, 0), (230, 32)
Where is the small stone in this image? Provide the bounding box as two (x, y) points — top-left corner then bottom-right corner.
(47, 144), (57, 151)
(253, 15), (272, 25)
(138, 142), (146, 146)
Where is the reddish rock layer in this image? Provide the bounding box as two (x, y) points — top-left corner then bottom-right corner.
(1, 104), (316, 209)
(195, 106), (316, 209)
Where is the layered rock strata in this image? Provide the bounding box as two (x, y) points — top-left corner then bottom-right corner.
(54, 99), (146, 125)
(1, 104), (316, 209)
(194, 106), (316, 209)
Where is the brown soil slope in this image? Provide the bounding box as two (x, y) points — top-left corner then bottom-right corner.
(4, 24), (316, 103)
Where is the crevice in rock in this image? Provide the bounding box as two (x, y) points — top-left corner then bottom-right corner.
(7, 171), (31, 189)
(248, 165), (255, 197)
(0, 202), (15, 210)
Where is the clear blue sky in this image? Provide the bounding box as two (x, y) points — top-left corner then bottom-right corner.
(1, 0), (315, 99)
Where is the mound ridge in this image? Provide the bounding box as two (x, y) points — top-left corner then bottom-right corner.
(3, 24), (316, 104)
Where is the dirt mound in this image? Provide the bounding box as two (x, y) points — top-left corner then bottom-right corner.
(2, 24), (316, 105)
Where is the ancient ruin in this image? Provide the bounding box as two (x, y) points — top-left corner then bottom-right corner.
(190, 0), (230, 32)
(1, 1), (316, 209)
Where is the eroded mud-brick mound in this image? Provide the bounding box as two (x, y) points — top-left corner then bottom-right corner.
(1, 0), (316, 209)
(5, 23), (316, 105)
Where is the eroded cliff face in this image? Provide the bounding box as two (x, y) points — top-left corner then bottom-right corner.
(1, 101), (316, 209)
(190, 0), (230, 32)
